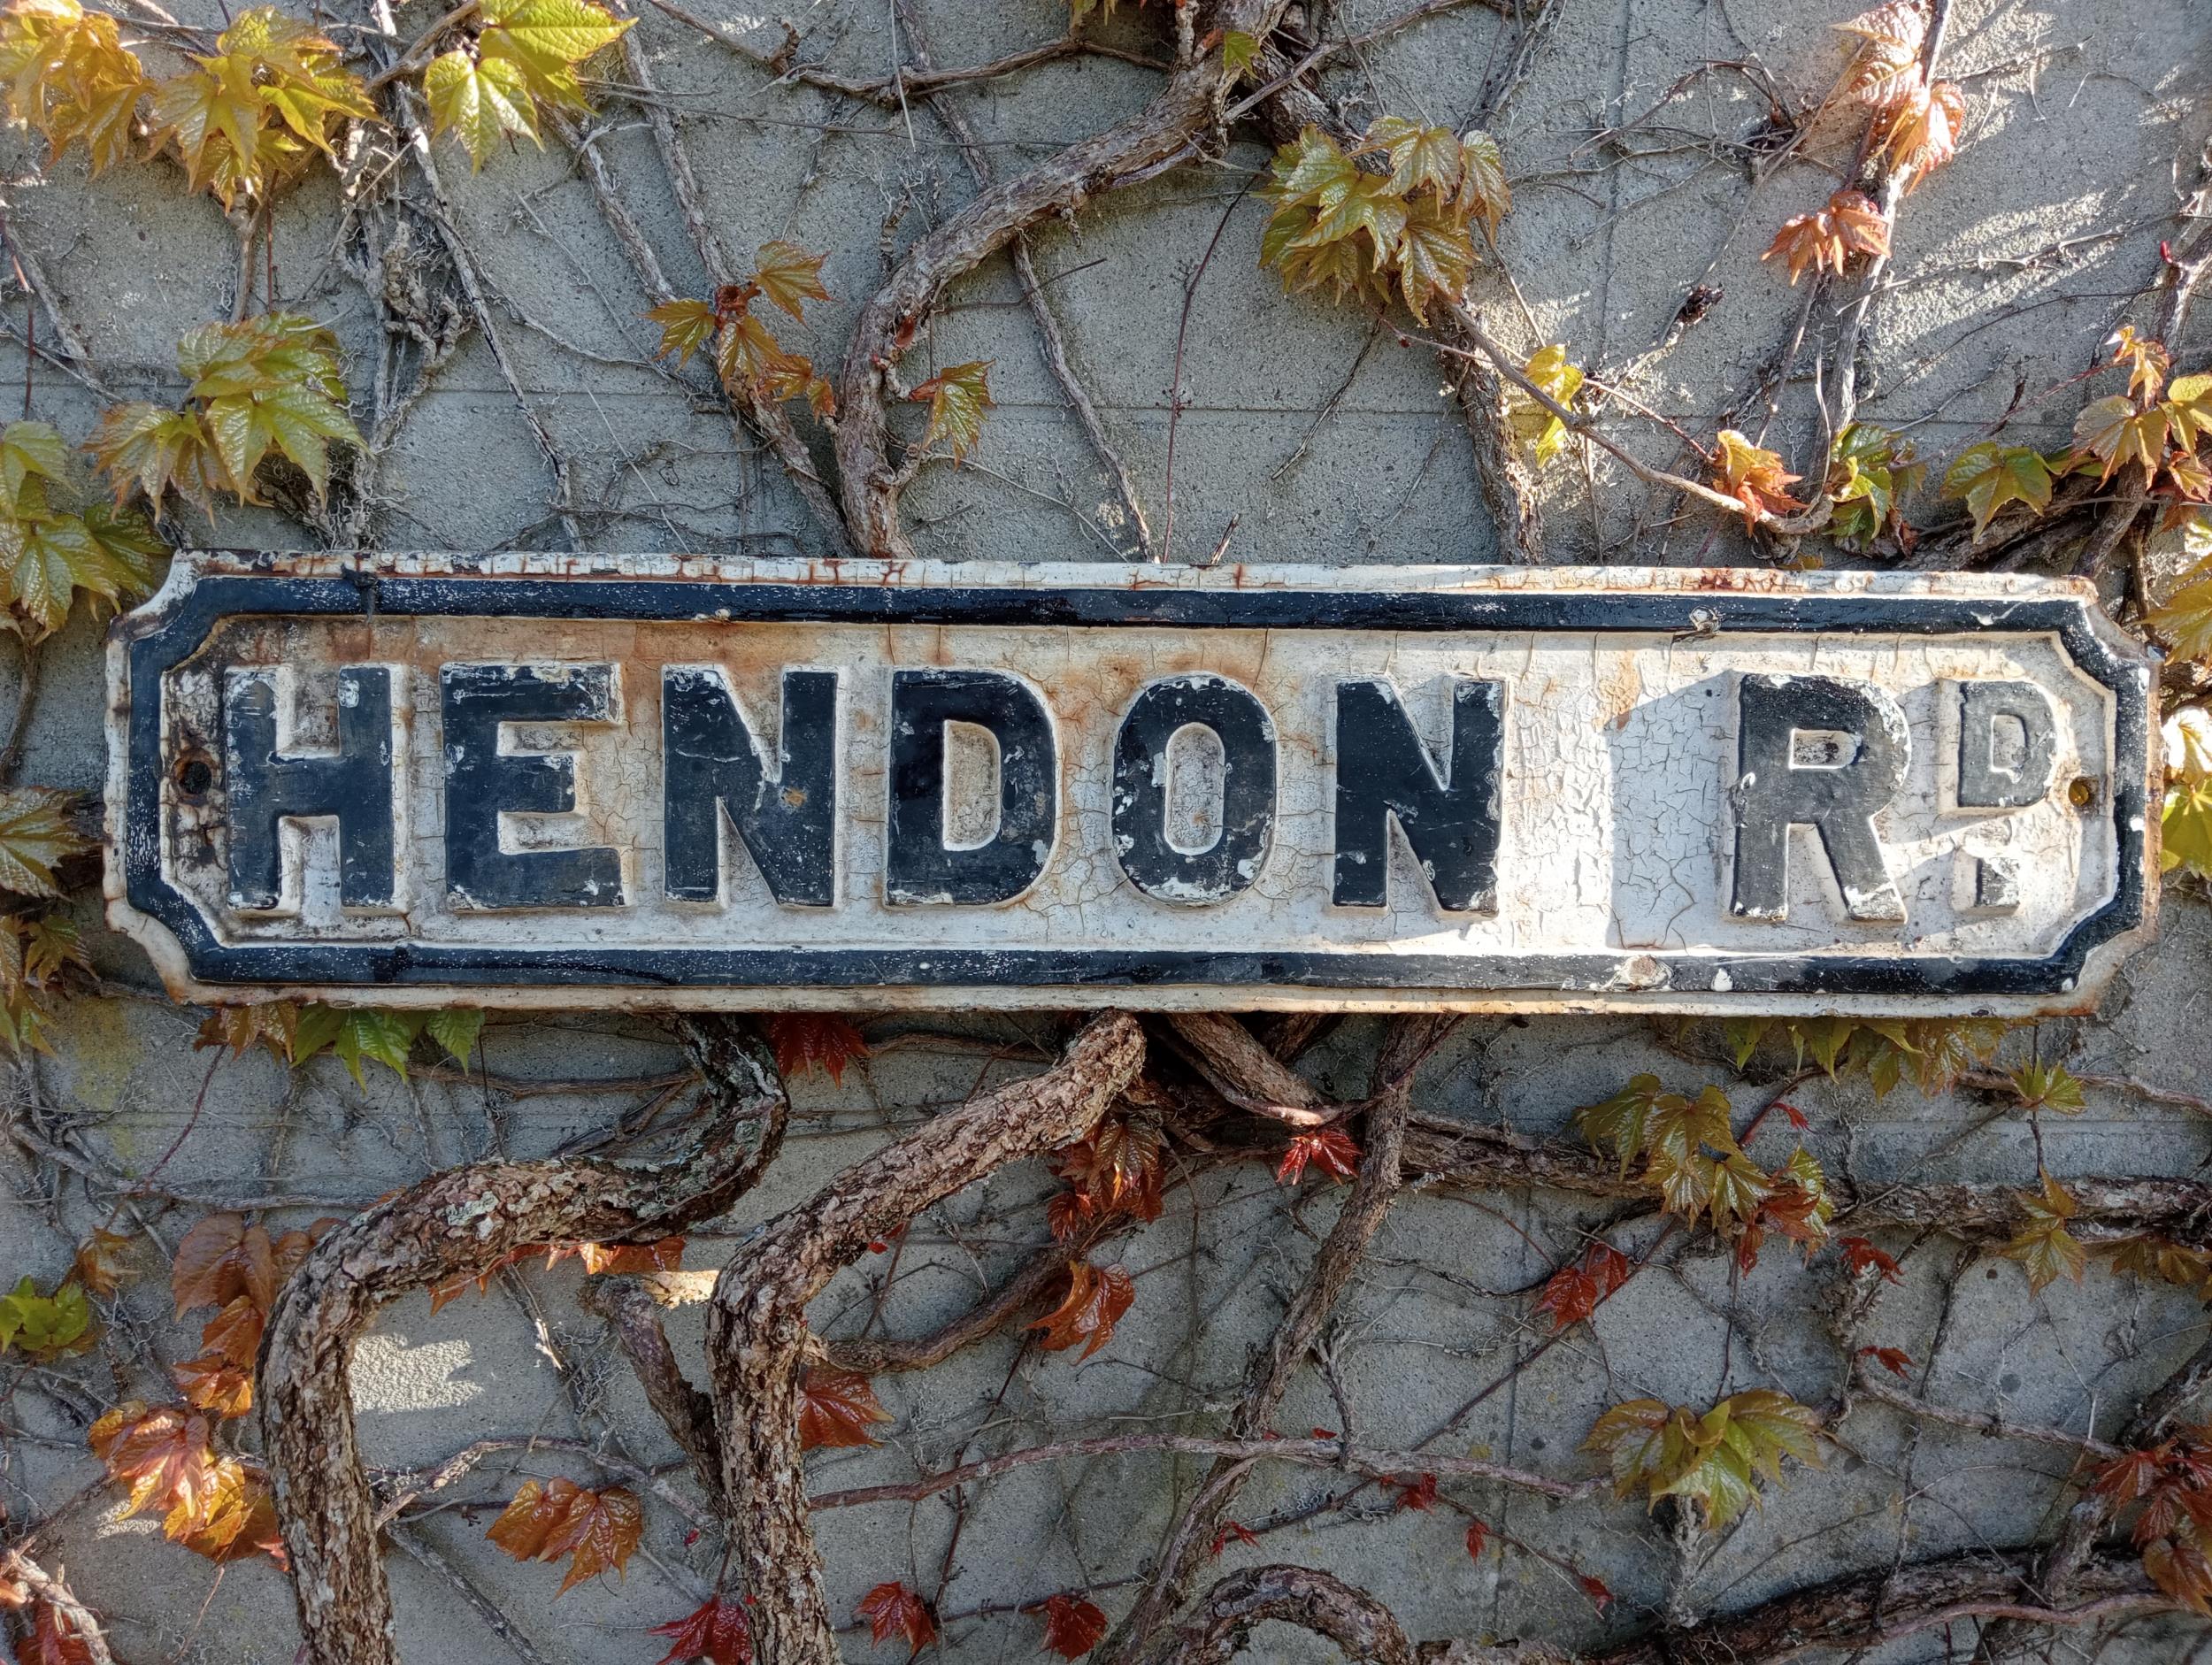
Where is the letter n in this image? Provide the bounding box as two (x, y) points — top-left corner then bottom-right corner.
(662, 667), (837, 905)
(1332, 677), (1503, 912)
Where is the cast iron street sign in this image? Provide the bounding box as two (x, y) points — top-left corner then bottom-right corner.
(105, 554), (2157, 1015)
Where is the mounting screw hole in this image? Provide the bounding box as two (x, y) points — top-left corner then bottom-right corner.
(2067, 775), (2100, 809)
(173, 753), (215, 800)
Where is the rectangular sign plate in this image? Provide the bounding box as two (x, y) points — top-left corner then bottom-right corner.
(105, 554), (2157, 1015)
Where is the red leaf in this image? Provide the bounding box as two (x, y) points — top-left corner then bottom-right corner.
(1859, 1345), (1913, 1378)
(1390, 1472), (1439, 1512)
(1032, 1592), (1109, 1659)
(1464, 1520), (1490, 1561)
(1053, 1118), (1164, 1222)
(1533, 1242), (1633, 1331)
(484, 1477), (641, 1596)
(1209, 1521), (1259, 1558)
(1578, 1574), (1615, 1614)
(1839, 1235), (1903, 1284)
(2093, 1447), (2164, 1507)
(1046, 1189), (1097, 1244)
(18, 1600), (97, 1665)
(1275, 1127), (1360, 1185)
(1028, 1262), (1135, 1361)
(797, 1369), (893, 1451)
(765, 1014), (868, 1085)
(651, 1594), (755, 1665)
(1779, 1101), (1810, 1131)
(856, 1581), (936, 1656)
(1310, 1428), (1338, 1439)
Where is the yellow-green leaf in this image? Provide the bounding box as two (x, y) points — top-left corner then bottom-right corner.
(750, 240), (829, 322)
(645, 297), (718, 369)
(911, 360), (994, 464)
(423, 48), (537, 167)
(1941, 441), (2054, 538)
(0, 786), (85, 896)
(2004, 1172), (2087, 1293)
(477, 0), (632, 111)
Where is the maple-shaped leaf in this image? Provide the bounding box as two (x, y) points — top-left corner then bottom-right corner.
(150, 314), (362, 503)
(169, 1454), (282, 1563)
(2072, 394), (2168, 484)
(751, 241), (830, 321)
(0, 499), (159, 635)
(2168, 771), (2212, 879)
(1508, 342), (1584, 465)
(2005, 1172), (2087, 1293)
(856, 1581), (937, 1657)
(486, 1477), (642, 1595)
(1670, 1392), (1824, 1531)
(194, 1000), (303, 1063)
(1263, 125), (1361, 212)
(796, 1368), (893, 1450)
(1712, 429), (1807, 528)
(1574, 1074), (1673, 1172)
(1880, 79), (1965, 182)
(171, 1213), (321, 1315)
(1464, 1520), (1489, 1560)
(148, 8), (373, 207)
(764, 1012), (868, 1085)
(0, 0), (154, 175)
(2146, 1534), (2212, 1615)
(1294, 175), (1410, 271)
(1358, 115), (1462, 198)
(647, 298), (719, 369)
(2109, 326), (2170, 404)
(2093, 1446), (2165, 1508)
(651, 1594), (754, 1665)
(423, 48), (537, 168)
(1835, 0), (1925, 109)
(292, 1003), (422, 1085)
(2164, 372), (2212, 450)
(1047, 1187), (1097, 1244)
(910, 360), (995, 464)
(1032, 1592), (1108, 1660)
(2152, 532), (2212, 664)
(1941, 441), (2055, 537)
(1824, 422), (1924, 551)
(1763, 190), (1890, 284)
(1275, 1126), (1360, 1185)
(475, 0), (632, 113)
(0, 1273), (90, 1357)
(1839, 1233), (1903, 1284)
(2010, 1061), (2085, 1115)
(1055, 1116), (1164, 1221)
(1539, 1240), (1634, 1331)
(0, 786), (84, 896)
(1029, 1259), (1135, 1360)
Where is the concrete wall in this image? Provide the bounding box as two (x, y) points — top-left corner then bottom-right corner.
(4, 0), (2210, 1660)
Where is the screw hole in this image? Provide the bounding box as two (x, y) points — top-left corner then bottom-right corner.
(2067, 775), (2100, 809)
(173, 753), (215, 800)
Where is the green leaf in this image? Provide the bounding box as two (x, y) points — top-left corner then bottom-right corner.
(1221, 29), (1257, 74)
(1394, 200), (1474, 324)
(424, 1008), (485, 1065)
(912, 360), (994, 464)
(0, 420), (69, 516)
(89, 403), (219, 510)
(423, 48), (537, 167)
(477, 0), (632, 111)
(2010, 1061), (2085, 1114)
(2004, 1172), (2087, 1293)
(1263, 126), (1360, 212)
(1942, 441), (2054, 538)
(294, 1004), (425, 1086)
(1362, 114), (1462, 198)
(1455, 130), (1509, 234)
(0, 1272), (90, 1356)
(2163, 771), (2212, 878)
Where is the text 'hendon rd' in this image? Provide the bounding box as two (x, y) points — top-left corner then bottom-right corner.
(105, 556), (2157, 1015)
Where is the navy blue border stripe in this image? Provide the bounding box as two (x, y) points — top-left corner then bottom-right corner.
(119, 571), (2149, 997)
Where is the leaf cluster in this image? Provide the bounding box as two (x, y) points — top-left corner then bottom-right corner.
(425, 0), (633, 169)
(0, 0), (150, 174)
(1049, 1112), (1164, 1240)
(88, 1399), (284, 1562)
(167, 1211), (331, 1415)
(1723, 1015), (2008, 1098)
(1823, 423), (1924, 552)
(648, 242), (835, 421)
(486, 1476), (642, 1595)
(1583, 1388), (1824, 1531)
(0, 421), (165, 639)
(1259, 119), (1508, 324)
(195, 998), (482, 1085)
(2093, 1427), (2212, 1615)
(1709, 429), (1806, 530)
(0, 784), (96, 1052)
(1834, 3), (1965, 183)
(764, 1010), (868, 1085)
(94, 312), (363, 511)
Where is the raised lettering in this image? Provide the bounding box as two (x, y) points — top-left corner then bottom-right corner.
(1731, 673), (1908, 924)
(1112, 674), (1276, 905)
(662, 666), (837, 905)
(1332, 677), (1503, 912)
(442, 663), (624, 909)
(886, 669), (1056, 906)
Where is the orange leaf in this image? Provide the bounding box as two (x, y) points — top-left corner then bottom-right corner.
(1712, 429), (1808, 529)
(1464, 1520), (1490, 1560)
(796, 1368), (893, 1451)
(1046, 1188), (1098, 1244)
(18, 1600), (97, 1665)
(88, 1400), (218, 1525)
(173, 1295), (265, 1416)
(764, 1013), (868, 1085)
(1390, 1472), (1439, 1511)
(1881, 80), (1964, 181)
(486, 1477), (641, 1595)
(69, 1226), (138, 1297)
(1028, 1261), (1135, 1360)
(1275, 1127), (1360, 1185)
(1762, 190), (1890, 284)
(573, 1236), (686, 1276)
(173, 1456), (283, 1563)
(1032, 1592), (1108, 1659)
(651, 1593), (755, 1664)
(1053, 1116), (1164, 1220)
(1858, 1344), (1913, 1377)
(1839, 1235), (1902, 1283)
(856, 1581), (936, 1656)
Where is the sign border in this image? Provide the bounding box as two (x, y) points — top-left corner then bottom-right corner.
(105, 555), (2159, 1015)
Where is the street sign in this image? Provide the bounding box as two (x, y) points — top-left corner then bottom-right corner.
(106, 554), (2157, 1015)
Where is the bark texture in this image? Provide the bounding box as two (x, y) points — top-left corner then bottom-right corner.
(258, 1017), (789, 1665)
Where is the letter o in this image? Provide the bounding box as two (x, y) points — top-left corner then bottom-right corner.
(1110, 675), (1276, 905)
